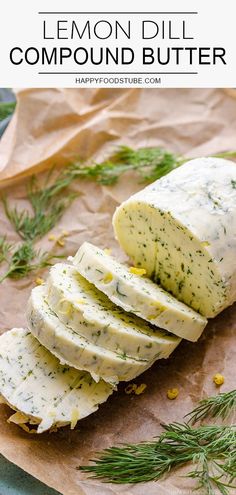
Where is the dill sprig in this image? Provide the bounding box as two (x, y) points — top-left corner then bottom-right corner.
(0, 242), (61, 282)
(1, 165), (79, 282)
(0, 236), (12, 264)
(65, 147), (236, 186)
(1, 145), (236, 282)
(62, 145), (184, 186)
(108, 145), (184, 183)
(81, 423), (236, 493)
(3, 146), (236, 243)
(2, 145), (182, 242)
(187, 390), (236, 424)
(2, 172), (78, 241)
(213, 151), (236, 160)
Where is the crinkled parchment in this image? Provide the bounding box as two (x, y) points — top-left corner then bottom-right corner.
(0, 88), (235, 495)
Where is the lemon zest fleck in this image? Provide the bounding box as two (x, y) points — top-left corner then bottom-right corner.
(167, 388), (179, 400)
(48, 234), (56, 241)
(102, 272), (113, 284)
(104, 248), (112, 255)
(150, 301), (166, 311)
(76, 299), (87, 305)
(49, 410), (56, 417)
(213, 373), (225, 386)
(57, 239), (65, 247)
(148, 315), (158, 320)
(134, 383), (147, 395)
(35, 277), (44, 286)
(71, 409), (79, 429)
(129, 267), (147, 276)
(125, 384), (137, 395)
(148, 303), (166, 319)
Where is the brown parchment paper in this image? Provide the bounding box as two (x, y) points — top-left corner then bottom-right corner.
(0, 88), (235, 495)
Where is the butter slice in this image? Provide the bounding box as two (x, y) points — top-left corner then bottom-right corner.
(27, 285), (155, 385)
(71, 242), (207, 342)
(0, 328), (113, 433)
(45, 263), (180, 361)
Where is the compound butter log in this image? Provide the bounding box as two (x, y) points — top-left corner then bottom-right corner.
(113, 157), (236, 317)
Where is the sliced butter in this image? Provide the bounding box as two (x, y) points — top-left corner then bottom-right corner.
(71, 242), (207, 341)
(0, 328), (113, 433)
(27, 285), (156, 385)
(45, 263), (180, 360)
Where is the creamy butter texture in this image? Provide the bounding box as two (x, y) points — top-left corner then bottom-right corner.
(45, 263), (180, 361)
(71, 242), (207, 341)
(0, 328), (113, 433)
(113, 157), (236, 317)
(27, 284), (167, 385)
(1, 156), (235, 433)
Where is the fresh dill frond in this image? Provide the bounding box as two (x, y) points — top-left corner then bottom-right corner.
(63, 145), (183, 186)
(186, 390), (236, 423)
(109, 145), (184, 183)
(213, 151), (236, 160)
(0, 236), (12, 264)
(61, 146), (236, 187)
(1, 145), (236, 283)
(0, 242), (62, 282)
(81, 423), (236, 494)
(2, 174), (78, 241)
(3, 146), (236, 244)
(0, 166), (77, 281)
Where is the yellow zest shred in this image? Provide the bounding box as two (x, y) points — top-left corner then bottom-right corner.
(150, 301), (166, 310)
(48, 234), (56, 241)
(35, 277), (44, 286)
(57, 239), (65, 247)
(76, 299), (87, 305)
(102, 272), (113, 284)
(134, 383), (147, 395)
(71, 409), (79, 429)
(125, 383), (147, 395)
(148, 304), (166, 319)
(62, 230), (69, 237)
(49, 409), (56, 418)
(125, 383), (137, 395)
(167, 388), (179, 400)
(213, 373), (225, 386)
(201, 241), (210, 247)
(129, 267), (147, 276)
(104, 248), (112, 255)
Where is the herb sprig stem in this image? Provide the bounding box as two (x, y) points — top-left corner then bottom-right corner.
(0, 242), (61, 282)
(81, 390), (236, 494)
(0, 145), (236, 283)
(81, 423), (236, 492)
(187, 390), (236, 423)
